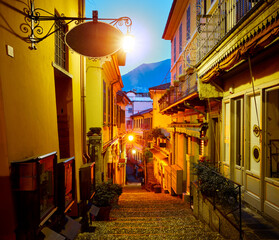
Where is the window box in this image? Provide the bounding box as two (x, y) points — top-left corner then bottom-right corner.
(173, 80), (179, 87)
(179, 74), (186, 81)
(186, 67), (194, 75)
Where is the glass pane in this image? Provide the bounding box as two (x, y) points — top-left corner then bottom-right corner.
(266, 88), (279, 178)
(224, 102), (230, 164)
(39, 157), (54, 220)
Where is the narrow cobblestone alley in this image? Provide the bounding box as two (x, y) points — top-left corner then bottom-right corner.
(76, 184), (225, 240)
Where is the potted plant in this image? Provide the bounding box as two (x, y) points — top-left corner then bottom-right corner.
(173, 80), (179, 87)
(110, 183), (123, 207)
(178, 74), (186, 82)
(92, 182), (122, 220)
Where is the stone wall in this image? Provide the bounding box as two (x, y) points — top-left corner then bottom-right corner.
(192, 183), (241, 240)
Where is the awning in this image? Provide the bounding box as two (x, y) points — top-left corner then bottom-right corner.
(149, 148), (168, 162)
(168, 123), (208, 139)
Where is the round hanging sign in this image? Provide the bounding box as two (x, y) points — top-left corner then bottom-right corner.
(65, 21), (123, 58)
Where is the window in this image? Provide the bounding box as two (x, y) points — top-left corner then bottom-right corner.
(179, 23), (182, 53)
(128, 107), (133, 114)
(103, 81), (106, 124)
(236, 0), (252, 22)
(173, 36), (176, 62)
(179, 65), (182, 75)
(197, 0), (202, 15)
(265, 87), (279, 178)
(126, 120), (132, 129)
(108, 87), (111, 124)
(186, 54), (191, 68)
(186, 6), (191, 41)
(55, 13), (68, 70)
(233, 98), (243, 166)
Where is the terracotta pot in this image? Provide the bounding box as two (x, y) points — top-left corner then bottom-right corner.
(96, 206), (112, 221)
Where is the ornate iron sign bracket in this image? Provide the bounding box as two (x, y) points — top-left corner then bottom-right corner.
(22, 0), (132, 49)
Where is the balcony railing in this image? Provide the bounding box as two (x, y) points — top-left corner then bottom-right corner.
(159, 73), (197, 112)
(197, 0), (263, 63)
(192, 161), (242, 239)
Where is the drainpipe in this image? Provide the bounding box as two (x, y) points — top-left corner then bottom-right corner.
(172, 126), (176, 165)
(81, 55), (87, 155)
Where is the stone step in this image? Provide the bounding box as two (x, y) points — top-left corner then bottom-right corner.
(76, 185), (225, 240)
(78, 230), (223, 240)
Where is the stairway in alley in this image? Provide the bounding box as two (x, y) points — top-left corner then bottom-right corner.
(76, 184), (225, 240)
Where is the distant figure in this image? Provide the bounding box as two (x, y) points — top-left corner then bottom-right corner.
(134, 165), (139, 178)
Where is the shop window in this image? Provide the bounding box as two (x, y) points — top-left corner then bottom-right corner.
(265, 87), (279, 178)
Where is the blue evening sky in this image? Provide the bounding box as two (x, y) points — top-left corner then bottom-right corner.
(85, 0), (173, 75)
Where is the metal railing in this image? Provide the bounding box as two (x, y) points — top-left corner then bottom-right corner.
(192, 162), (242, 239)
(159, 74), (198, 112)
(197, 0), (262, 63)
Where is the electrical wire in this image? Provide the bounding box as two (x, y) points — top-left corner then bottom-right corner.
(248, 56), (261, 134)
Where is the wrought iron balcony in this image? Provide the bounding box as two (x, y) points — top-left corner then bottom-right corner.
(196, 0), (263, 63)
(159, 73), (198, 112)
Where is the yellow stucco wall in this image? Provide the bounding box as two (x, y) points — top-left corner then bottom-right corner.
(152, 92), (171, 130)
(0, 0), (84, 199)
(86, 60), (103, 130)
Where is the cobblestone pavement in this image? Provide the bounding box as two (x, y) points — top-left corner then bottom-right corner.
(76, 184), (225, 240)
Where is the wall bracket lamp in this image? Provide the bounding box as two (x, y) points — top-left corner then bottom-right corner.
(22, 0), (132, 50)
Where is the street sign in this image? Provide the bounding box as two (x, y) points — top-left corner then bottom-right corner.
(65, 21), (123, 58)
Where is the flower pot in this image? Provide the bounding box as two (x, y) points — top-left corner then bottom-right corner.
(111, 195), (119, 208)
(154, 185), (161, 193)
(96, 206), (112, 221)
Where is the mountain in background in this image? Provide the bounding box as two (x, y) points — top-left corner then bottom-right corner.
(122, 59), (171, 92)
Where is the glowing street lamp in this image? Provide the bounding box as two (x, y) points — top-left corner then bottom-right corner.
(132, 149), (136, 155)
(122, 34), (135, 53)
(128, 134), (134, 142)
(21, 2), (133, 54)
